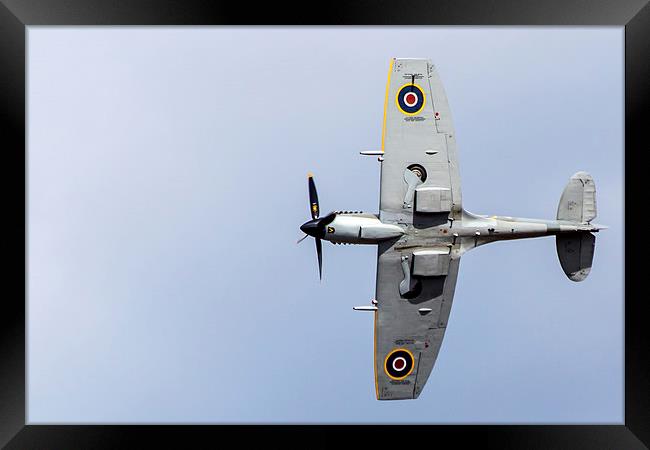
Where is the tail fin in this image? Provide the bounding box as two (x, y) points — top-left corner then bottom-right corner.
(556, 172), (597, 282)
(557, 171), (596, 223)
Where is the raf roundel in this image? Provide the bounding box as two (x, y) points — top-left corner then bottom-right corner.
(396, 83), (426, 115)
(384, 348), (415, 380)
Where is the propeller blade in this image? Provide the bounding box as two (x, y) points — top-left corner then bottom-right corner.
(308, 172), (320, 219)
(315, 237), (323, 280)
(296, 234), (309, 244)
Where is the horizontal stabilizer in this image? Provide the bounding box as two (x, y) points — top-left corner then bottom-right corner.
(556, 232), (595, 282)
(557, 171), (597, 223)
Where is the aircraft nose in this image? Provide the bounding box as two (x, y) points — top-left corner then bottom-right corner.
(300, 219), (320, 237)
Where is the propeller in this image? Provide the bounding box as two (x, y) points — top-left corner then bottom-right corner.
(308, 172), (319, 220)
(299, 173), (335, 280)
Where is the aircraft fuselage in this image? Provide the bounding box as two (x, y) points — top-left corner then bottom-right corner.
(310, 210), (604, 252)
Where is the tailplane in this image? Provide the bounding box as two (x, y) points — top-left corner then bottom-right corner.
(556, 172), (597, 282)
(556, 232), (595, 282)
(557, 171), (596, 223)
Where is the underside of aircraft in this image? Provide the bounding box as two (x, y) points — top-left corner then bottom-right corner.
(299, 58), (605, 400)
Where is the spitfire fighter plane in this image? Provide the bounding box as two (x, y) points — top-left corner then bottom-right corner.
(298, 58), (606, 400)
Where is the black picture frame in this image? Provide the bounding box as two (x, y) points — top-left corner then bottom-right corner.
(1, 1), (647, 447)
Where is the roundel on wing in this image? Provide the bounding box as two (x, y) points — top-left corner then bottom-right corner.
(384, 348), (415, 380)
(396, 84), (425, 115)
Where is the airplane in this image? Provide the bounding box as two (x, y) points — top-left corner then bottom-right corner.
(298, 58), (606, 400)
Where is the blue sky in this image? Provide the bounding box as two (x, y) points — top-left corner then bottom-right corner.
(27, 27), (623, 423)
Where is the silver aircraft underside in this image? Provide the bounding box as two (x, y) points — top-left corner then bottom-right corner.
(299, 58), (605, 400)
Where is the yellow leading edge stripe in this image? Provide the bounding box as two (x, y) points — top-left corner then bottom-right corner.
(375, 60), (394, 399)
(374, 309), (378, 399)
(380, 58), (394, 154)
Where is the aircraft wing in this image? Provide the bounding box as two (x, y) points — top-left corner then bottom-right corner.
(374, 243), (460, 400)
(379, 58), (462, 218)
(373, 58), (462, 400)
